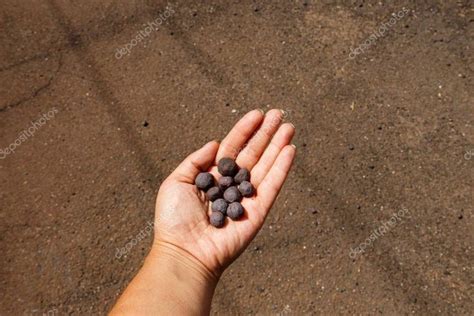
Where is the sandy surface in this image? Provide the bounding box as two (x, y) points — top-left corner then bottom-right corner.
(1, 0), (473, 315)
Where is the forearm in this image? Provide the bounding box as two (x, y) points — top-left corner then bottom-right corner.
(110, 242), (218, 316)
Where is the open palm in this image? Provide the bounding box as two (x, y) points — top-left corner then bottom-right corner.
(153, 109), (296, 277)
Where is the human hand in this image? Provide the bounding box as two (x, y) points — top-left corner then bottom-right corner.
(152, 109), (296, 279)
(111, 109), (296, 315)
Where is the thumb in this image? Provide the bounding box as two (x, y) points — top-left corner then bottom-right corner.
(169, 141), (219, 183)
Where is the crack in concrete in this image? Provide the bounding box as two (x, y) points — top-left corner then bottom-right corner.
(0, 54), (63, 113)
(0, 52), (51, 73)
(44, 0), (165, 191)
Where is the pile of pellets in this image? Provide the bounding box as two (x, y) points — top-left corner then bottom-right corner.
(195, 158), (254, 227)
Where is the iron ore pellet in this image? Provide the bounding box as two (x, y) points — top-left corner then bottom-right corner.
(210, 211), (225, 228)
(227, 202), (244, 220)
(223, 186), (242, 203)
(195, 172), (214, 191)
(206, 186), (222, 201)
(211, 198), (228, 214)
(238, 181), (254, 197)
(218, 157), (239, 177)
(218, 176), (234, 190)
(234, 168), (250, 184)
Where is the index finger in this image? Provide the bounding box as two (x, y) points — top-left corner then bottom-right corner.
(216, 109), (264, 162)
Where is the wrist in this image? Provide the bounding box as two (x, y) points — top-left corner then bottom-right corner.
(146, 241), (219, 314)
(148, 240), (220, 285)
(111, 241), (219, 315)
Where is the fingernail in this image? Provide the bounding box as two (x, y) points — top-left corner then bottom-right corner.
(258, 108), (265, 115)
(289, 122), (296, 129)
(291, 144), (296, 149)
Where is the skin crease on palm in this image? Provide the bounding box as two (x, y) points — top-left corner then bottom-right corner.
(154, 109), (296, 278)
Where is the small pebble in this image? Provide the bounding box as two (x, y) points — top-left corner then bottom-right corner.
(224, 186), (242, 203)
(210, 211), (225, 227)
(218, 157), (239, 176)
(238, 181), (254, 197)
(227, 202), (244, 220)
(195, 172), (214, 191)
(234, 168), (250, 184)
(194, 157), (258, 228)
(206, 186), (222, 201)
(212, 198), (228, 214)
(218, 176), (234, 190)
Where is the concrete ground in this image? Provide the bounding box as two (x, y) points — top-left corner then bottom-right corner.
(0, 0), (472, 315)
